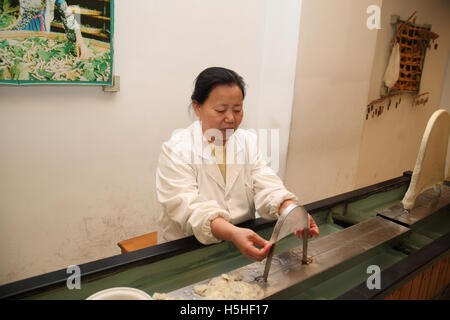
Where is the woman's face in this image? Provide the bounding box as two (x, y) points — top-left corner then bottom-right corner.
(193, 84), (244, 142)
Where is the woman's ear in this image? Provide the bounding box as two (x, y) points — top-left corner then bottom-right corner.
(192, 101), (201, 118)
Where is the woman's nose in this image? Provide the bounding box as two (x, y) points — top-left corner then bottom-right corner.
(224, 111), (235, 123)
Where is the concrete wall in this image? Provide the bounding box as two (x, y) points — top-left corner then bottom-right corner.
(356, 0), (450, 188)
(285, 0), (450, 207)
(440, 52), (450, 178)
(285, 0), (382, 204)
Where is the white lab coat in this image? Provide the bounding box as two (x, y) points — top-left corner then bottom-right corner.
(156, 120), (298, 245)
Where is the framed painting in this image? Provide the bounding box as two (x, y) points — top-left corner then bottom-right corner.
(0, 0), (114, 85)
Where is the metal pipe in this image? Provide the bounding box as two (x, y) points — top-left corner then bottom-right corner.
(302, 208), (310, 265)
(302, 227), (308, 264)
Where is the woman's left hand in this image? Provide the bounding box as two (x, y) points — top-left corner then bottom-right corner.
(76, 39), (94, 60)
(294, 214), (320, 240)
(75, 31), (94, 60)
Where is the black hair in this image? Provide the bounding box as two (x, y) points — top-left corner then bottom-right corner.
(191, 67), (246, 105)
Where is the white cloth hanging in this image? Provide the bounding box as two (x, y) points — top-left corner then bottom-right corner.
(384, 42), (401, 89)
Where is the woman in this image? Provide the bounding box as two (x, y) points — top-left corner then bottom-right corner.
(156, 67), (319, 261)
(10, 0), (92, 59)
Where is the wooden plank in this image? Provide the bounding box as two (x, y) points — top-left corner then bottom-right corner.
(69, 7), (102, 16)
(434, 258), (447, 295)
(391, 288), (401, 300)
(117, 232), (158, 253)
(409, 273), (423, 299)
(398, 281), (413, 300)
(418, 267), (433, 300)
(426, 262), (441, 299)
(443, 256), (450, 292)
(91, 15), (111, 21)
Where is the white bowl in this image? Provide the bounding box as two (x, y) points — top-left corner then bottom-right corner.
(86, 287), (153, 300)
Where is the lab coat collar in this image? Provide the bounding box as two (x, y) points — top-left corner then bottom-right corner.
(191, 120), (246, 161)
(191, 120), (214, 162)
(191, 120), (246, 193)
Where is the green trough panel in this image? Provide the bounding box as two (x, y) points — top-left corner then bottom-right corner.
(18, 182), (450, 300)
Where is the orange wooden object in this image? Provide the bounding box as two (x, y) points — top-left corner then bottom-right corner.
(385, 254), (449, 300)
(117, 232), (158, 253)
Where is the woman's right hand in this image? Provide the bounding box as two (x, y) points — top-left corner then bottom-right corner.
(230, 227), (272, 261)
(210, 217), (272, 261)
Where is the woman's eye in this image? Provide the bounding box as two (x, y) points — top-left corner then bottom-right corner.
(216, 110), (226, 113)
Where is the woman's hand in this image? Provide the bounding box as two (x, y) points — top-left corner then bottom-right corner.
(210, 217), (272, 261)
(75, 31), (94, 60)
(229, 228), (272, 261)
(294, 214), (320, 240)
(278, 200), (319, 240)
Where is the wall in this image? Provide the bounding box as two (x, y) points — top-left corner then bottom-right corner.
(285, 0), (382, 204)
(284, 0), (450, 207)
(355, 0), (450, 188)
(440, 53), (450, 178)
(0, 0), (301, 285)
(256, 0), (302, 179)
